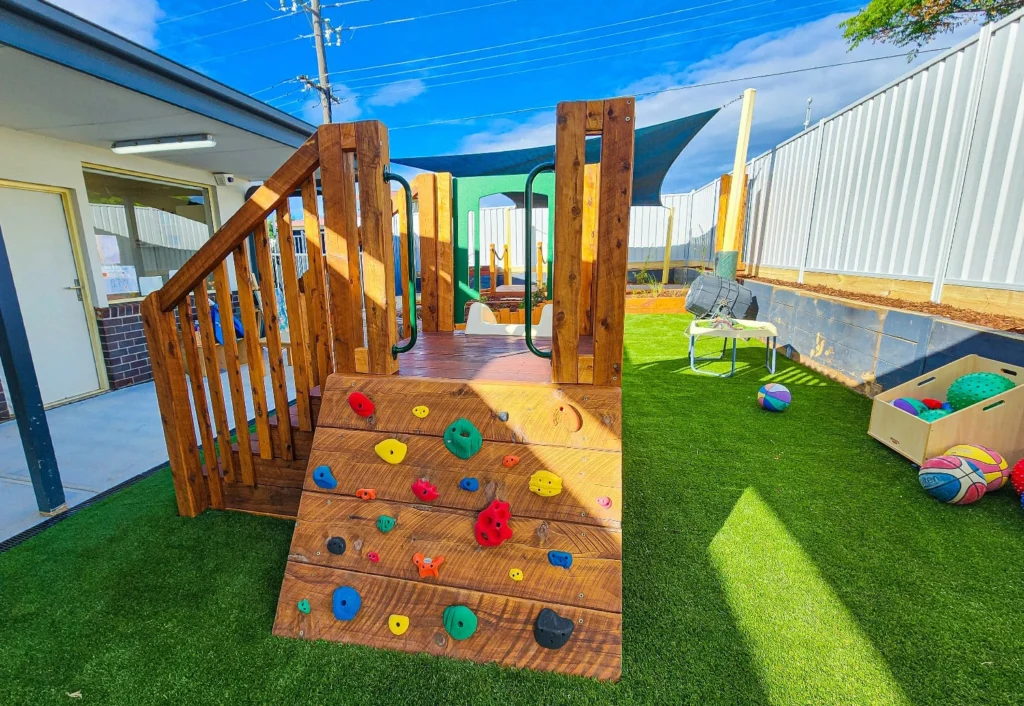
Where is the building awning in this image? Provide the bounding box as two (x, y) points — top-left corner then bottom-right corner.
(392, 108), (719, 206)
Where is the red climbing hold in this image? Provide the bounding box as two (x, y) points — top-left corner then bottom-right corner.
(411, 478), (439, 502)
(502, 455), (520, 468)
(922, 398), (943, 410)
(367, 551), (380, 563)
(474, 499), (513, 547)
(348, 391), (375, 417)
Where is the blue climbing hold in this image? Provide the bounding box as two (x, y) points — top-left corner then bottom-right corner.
(548, 550), (573, 569)
(332, 586), (362, 621)
(312, 465), (337, 490)
(459, 477), (480, 492)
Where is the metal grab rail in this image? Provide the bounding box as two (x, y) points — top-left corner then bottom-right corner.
(524, 161), (554, 359)
(384, 168), (417, 359)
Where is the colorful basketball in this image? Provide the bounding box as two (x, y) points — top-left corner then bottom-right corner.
(893, 397), (928, 416)
(919, 455), (987, 505)
(757, 383), (791, 412)
(945, 444), (1009, 490)
(1012, 459), (1024, 496)
(946, 372), (1015, 411)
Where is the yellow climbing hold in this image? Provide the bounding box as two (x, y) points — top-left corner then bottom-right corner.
(388, 614), (410, 636)
(529, 470), (563, 497)
(412, 405), (429, 419)
(509, 568), (524, 582)
(375, 438), (408, 465)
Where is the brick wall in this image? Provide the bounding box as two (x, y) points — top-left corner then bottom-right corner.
(96, 302), (152, 389)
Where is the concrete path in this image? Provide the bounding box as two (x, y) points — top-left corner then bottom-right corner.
(0, 360), (294, 542)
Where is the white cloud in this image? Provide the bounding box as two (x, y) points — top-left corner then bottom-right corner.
(365, 79), (427, 107)
(48, 0), (163, 48)
(457, 13), (981, 192)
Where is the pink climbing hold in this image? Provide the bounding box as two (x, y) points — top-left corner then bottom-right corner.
(597, 496), (613, 509)
(348, 391), (375, 417)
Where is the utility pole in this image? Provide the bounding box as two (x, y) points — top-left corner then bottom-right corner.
(309, 0), (333, 123)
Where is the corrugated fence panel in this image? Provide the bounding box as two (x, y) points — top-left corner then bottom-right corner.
(628, 206), (669, 265)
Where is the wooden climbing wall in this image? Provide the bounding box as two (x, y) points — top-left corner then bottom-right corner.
(273, 374), (623, 680)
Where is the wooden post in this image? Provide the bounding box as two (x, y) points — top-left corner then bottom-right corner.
(436, 173), (455, 332)
(580, 163), (600, 336)
(414, 174), (439, 333)
(277, 207), (313, 432)
(719, 88), (755, 278)
(503, 243), (510, 288)
(489, 245), (497, 295)
(212, 261), (255, 485)
(232, 242), (273, 459)
(300, 176), (331, 386)
(661, 207), (675, 285)
(536, 240), (544, 291)
(504, 206), (512, 286)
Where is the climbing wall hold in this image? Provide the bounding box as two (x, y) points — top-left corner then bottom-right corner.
(534, 608), (574, 649)
(412, 405), (429, 419)
(348, 391), (375, 417)
(388, 614), (410, 636)
(326, 536), (347, 555)
(413, 552), (445, 578)
(444, 418), (483, 460)
(355, 488), (377, 501)
(367, 551), (380, 563)
(475, 500), (513, 547)
(376, 515), (396, 533)
(529, 471), (563, 497)
(375, 438), (408, 465)
(297, 599), (311, 614)
(312, 465), (337, 490)
(509, 568), (524, 582)
(502, 455), (520, 468)
(331, 586), (362, 621)
(596, 496), (613, 509)
(552, 404), (583, 432)
(548, 550), (573, 569)
(497, 411), (509, 422)
(442, 605), (478, 641)
(411, 478), (439, 502)
(459, 477), (480, 492)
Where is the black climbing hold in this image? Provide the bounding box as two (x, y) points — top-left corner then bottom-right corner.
(534, 608), (574, 649)
(327, 537), (347, 555)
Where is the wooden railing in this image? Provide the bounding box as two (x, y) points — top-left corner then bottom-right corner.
(141, 121), (404, 517)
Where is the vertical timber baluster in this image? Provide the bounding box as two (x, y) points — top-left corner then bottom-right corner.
(415, 175), (439, 333)
(580, 164), (600, 337)
(253, 220), (294, 460)
(435, 173), (455, 332)
(212, 261), (255, 485)
(178, 297), (224, 509)
(233, 240), (273, 459)
(194, 283), (237, 483)
(301, 176), (331, 386)
(277, 207), (313, 432)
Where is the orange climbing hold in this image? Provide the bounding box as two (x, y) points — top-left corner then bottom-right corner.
(355, 488), (377, 501)
(413, 552), (444, 578)
(502, 455), (520, 468)
(348, 391), (375, 417)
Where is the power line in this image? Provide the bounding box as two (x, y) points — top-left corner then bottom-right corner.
(158, 0), (249, 24)
(161, 11), (296, 49)
(345, 0), (517, 31)
(191, 36), (303, 65)
(387, 48), (949, 130)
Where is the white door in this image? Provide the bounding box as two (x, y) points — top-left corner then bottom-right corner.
(0, 186), (101, 405)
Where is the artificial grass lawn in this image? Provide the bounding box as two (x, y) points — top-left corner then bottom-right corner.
(3, 314), (1023, 704)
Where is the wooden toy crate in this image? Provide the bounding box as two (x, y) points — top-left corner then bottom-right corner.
(868, 355), (1024, 465)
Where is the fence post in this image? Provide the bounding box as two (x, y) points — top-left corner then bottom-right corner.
(661, 207), (675, 285)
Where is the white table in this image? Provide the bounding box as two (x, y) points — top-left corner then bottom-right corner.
(687, 319), (778, 378)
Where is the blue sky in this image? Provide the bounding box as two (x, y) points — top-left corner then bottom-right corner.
(54, 0), (976, 191)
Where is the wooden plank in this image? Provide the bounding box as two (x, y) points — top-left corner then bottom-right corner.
(592, 97), (635, 387)
(436, 173), (455, 332)
(305, 426), (621, 526)
(277, 207), (313, 432)
(141, 294), (208, 516)
(715, 173), (732, 254)
(578, 354), (594, 384)
(233, 241), (273, 459)
(194, 283), (237, 483)
(414, 173), (439, 333)
(355, 121), (400, 375)
(212, 261), (255, 485)
(223, 482), (301, 518)
(321, 375), (622, 451)
(552, 101), (587, 384)
(355, 347), (369, 373)
(273, 561), (622, 680)
(319, 123), (361, 373)
(394, 188), (413, 340)
(178, 298), (224, 509)
(585, 99), (605, 133)
(289, 493), (621, 611)
(580, 164), (600, 337)
(301, 176), (331, 388)
(159, 135), (318, 311)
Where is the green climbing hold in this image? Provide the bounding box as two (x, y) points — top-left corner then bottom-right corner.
(377, 515), (396, 533)
(443, 418), (483, 460)
(297, 599), (311, 614)
(442, 605), (478, 641)
(947, 372), (1015, 411)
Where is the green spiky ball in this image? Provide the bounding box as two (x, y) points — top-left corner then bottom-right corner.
(946, 372), (1015, 411)
(919, 408), (952, 423)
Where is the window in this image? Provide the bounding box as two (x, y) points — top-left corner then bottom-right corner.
(84, 169), (215, 300)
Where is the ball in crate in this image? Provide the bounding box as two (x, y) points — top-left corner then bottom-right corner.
(757, 383), (791, 412)
(892, 397), (928, 416)
(1011, 459), (1024, 496)
(944, 444), (1009, 490)
(946, 372), (1015, 411)
(919, 455), (987, 505)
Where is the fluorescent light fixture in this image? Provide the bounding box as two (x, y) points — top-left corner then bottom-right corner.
(111, 134), (216, 155)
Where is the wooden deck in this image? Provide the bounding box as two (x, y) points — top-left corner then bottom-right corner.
(397, 332), (592, 382)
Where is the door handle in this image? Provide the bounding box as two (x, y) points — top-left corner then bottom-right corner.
(64, 278), (83, 301)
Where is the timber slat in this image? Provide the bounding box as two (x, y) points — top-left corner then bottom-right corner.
(212, 261), (255, 485)
(273, 562), (622, 680)
(301, 176), (331, 386)
(194, 284), (237, 483)
(223, 482), (301, 518)
(415, 173), (439, 333)
(233, 242), (273, 459)
(277, 207), (313, 432)
(580, 164), (600, 336)
(435, 173), (455, 332)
